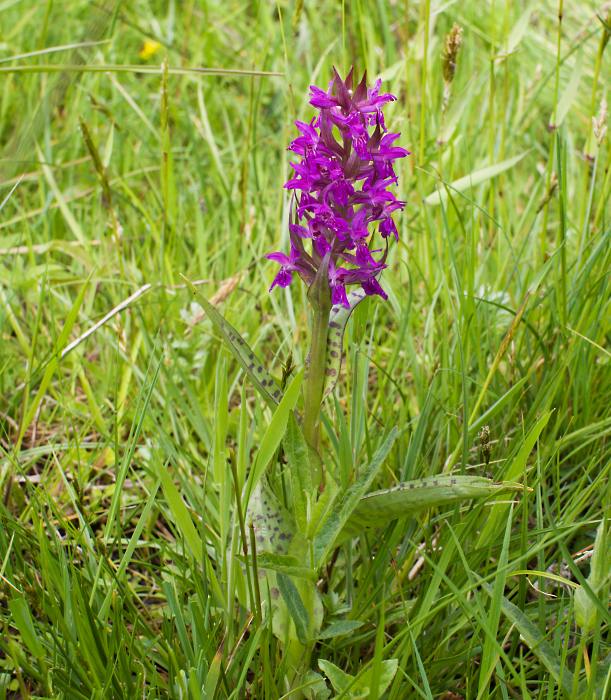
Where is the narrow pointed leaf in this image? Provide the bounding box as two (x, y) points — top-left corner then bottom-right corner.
(254, 552), (316, 581)
(284, 414), (315, 534)
(340, 475), (525, 540)
(246, 370), (303, 504)
(313, 427), (398, 566)
(182, 277), (283, 409)
(323, 289), (367, 398)
(318, 619), (365, 640)
(575, 519), (608, 632)
(277, 573), (311, 644)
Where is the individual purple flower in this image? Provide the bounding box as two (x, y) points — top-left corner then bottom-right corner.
(268, 67), (409, 308)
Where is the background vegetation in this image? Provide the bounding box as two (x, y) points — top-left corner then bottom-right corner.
(0, 0), (608, 698)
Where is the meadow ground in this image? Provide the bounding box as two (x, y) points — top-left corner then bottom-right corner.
(0, 1), (609, 698)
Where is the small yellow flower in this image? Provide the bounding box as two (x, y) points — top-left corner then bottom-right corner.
(139, 39), (161, 60)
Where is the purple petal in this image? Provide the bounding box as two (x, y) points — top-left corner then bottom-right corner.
(266, 251), (291, 265)
(309, 85), (337, 108)
(270, 268), (293, 290)
(331, 282), (350, 308)
(362, 276), (388, 299)
(379, 217), (398, 241)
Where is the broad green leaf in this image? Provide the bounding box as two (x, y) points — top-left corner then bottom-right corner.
(324, 289), (367, 398)
(318, 658), (398, 698)
(284, 413), (315, 534)
(246, 370), (303, 504)
(424, 152), (528, 206)
(247, 481), (322, 643)
(157, 463), (203, 564)
(255, 552), (316, 581)
(246, 480), (295, 637)
(480, 581), (573, 695)
(247, 480), (295, 557)
(8, 597), (44, 659)
(303, 670), (332, 700)
(340, 475), (525, 540)
(356, 658), (398, 697)
(277, 573), (310, 644)
(313, 427), (398, 567)
(182, 278), (283, 409)
(318, 619), (365, 640)
(318, 660), (353, 694)
(575, 519), (608, 632)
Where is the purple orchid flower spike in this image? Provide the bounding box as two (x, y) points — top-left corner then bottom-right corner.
(268, 67), (409, 308)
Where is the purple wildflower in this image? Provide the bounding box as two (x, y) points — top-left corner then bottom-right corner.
(268, 68), (409, 307)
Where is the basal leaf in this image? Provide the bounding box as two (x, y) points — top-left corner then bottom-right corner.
(182, 277), (283, 409)
(340, 475), (525, 540)
(284, 413), (315, 535)
(247, 480), (295, 558)
(323, 289), (367, 398)
(318, 619), (365, 640)
(255, 552), (316, 581)
(277, 573), (310, 644)
(246, 481), (322, 644)
(318, 659), (353, 694)
(318, 657), (398, 698)
(575, 519), (609, 632)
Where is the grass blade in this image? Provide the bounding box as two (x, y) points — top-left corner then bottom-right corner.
(480, 581), (573, 696)
(424, 152), (528, 206)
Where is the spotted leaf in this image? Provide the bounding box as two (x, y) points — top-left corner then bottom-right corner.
(340, 475), (526, 540)
(183, 279), (283, 409)
(323, 289), (367, 398)
(246, 481), (323, 643)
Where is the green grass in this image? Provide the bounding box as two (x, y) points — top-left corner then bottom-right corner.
(0, 1), (609, 698)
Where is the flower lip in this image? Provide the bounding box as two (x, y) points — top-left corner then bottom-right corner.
(269, 67), (408, 305)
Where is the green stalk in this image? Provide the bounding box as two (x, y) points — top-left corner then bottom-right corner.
(303, 303), (331, 455)
(302, 252), (332, 464)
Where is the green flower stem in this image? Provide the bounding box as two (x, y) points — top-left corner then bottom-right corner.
(303, 304), (330, 458)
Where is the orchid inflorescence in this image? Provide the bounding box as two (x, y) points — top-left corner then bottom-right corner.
(267, 68), (409, 308)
